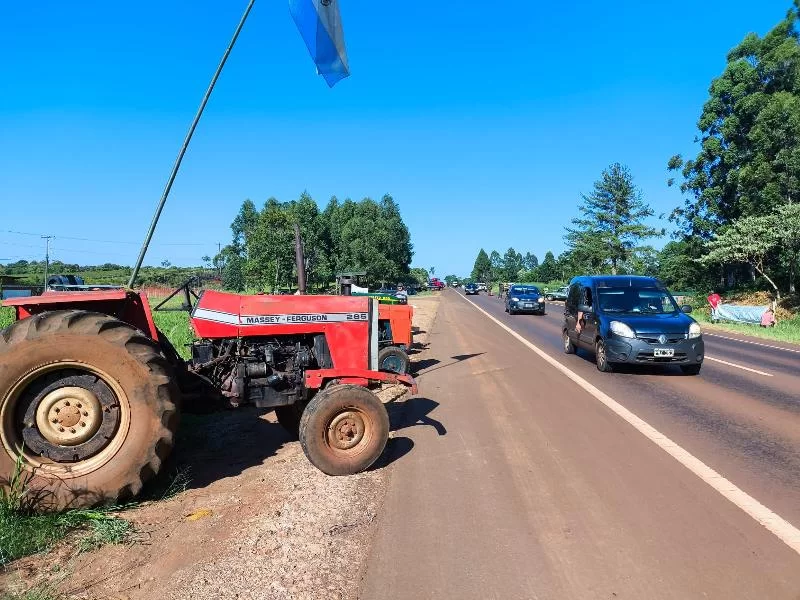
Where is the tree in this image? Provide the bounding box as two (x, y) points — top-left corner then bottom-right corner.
(489, 250), (503, 283)
(537, 251), (560, 283)
(700, 215), (782, 298)
(502, 247), (523, 281)
(657, 240), (710, 290)
(668, 5), (800, 236)
(444, 275), (459, 286)
(410, 267), (429, 286)
(522, 252), (539, 271)
(429, 266), (435, 277)
(471, 249), (491, 282)
(566, 163), (660, 275)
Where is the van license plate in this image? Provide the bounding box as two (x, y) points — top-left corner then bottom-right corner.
(654, 348), (674, 358)
(524, 303), (533, 308)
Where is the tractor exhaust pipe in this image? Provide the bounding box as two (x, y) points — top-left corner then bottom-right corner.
(293, 223), (307, 294)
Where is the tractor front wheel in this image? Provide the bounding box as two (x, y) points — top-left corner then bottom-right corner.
(378, 346), (410, 375)
(299, 385), (389, 476)
(0, 310), (179, 509)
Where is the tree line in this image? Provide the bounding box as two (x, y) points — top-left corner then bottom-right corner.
(0, 260), (211, 288)
(470, 2), (800, 299)
(217, 192), (413, 292)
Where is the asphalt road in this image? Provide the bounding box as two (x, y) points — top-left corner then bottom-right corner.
(361, 289), (800, 600)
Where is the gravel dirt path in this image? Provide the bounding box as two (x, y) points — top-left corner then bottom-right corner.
(1, 295), (441, 600)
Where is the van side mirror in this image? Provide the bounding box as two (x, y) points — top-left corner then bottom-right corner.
(681, 305), (693, 313)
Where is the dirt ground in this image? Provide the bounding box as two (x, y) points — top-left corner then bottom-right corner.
(1, 295), (440, 600)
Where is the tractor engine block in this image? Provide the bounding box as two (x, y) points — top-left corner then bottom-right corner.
(189, 334), (331, 408)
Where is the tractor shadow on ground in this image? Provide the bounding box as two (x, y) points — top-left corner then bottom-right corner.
(572, 349), (691, 377)
(145, 407), (291, 496)
(412, 352), (484, 377)
(371, 396), (447, 471)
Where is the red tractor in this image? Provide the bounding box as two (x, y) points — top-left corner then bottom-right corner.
(0, 289), (416, 509)
(377, 303), (414, 375)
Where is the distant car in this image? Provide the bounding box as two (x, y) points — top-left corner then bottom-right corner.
(562, 275), (703, 374)
(505, 284), (546, 315)
(429, 278), (445, 290)
(477, 283), (487, 292)
(464, 283), (479, 295)
(546, 286), (569, 301)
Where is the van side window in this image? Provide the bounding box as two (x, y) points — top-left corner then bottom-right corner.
(567, 284), (581, 311)
(583, 287), (593, 308)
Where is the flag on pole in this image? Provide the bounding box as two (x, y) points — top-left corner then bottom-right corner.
(289, 0), (350, 87)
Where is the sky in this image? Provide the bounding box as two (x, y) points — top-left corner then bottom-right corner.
(0, 0), (793, 277)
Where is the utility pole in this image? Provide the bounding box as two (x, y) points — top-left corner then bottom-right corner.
(41, 235), (55, 289)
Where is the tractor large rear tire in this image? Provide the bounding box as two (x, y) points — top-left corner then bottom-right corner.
(0, 311), (180, 510)
(299, 385), (389, 476)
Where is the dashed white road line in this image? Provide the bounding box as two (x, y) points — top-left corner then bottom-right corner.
(706, 332), (800, 354)
(704, 356), (773, 377)
(457, 293), (800, 556)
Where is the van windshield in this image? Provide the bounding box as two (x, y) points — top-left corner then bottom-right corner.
(596, 287), (679, 314)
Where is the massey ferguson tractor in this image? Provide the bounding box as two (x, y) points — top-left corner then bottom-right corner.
(0, 289), (416, 509)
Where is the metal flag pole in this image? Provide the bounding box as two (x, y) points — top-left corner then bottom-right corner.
(128, 0), (256, 288)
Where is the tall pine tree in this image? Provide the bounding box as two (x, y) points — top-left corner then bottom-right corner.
(566, 163), (660, 275)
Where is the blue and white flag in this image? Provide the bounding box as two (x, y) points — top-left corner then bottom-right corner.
(289, 0), (350, 87)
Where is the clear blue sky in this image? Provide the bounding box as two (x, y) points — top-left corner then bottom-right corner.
(0, 0), (792, 277)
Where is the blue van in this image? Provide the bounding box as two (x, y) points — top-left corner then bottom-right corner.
(562, 276), (704, 374)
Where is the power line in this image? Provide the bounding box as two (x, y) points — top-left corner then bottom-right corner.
(3, 230), (214, 247)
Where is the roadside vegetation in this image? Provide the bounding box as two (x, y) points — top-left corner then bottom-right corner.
(0, 454), (132, 568)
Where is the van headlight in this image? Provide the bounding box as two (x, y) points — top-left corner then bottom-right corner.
(610, 321), (635, 338)
(688, 322), (702, 339)
(511, 297), (519, 302)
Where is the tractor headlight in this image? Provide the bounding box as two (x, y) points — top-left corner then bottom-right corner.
(511, 297), (519, 302)
(688, 322), (702, 339)
(610, 321), (635, 338)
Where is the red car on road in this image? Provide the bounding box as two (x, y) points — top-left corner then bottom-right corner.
(430, 278), (445, 290)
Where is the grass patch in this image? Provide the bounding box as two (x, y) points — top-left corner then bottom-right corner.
(75, 514), (133, 553)
(694, 311), (800, 345)
(0, 508), (132, 566)
(1, 584), (61, 600)
(0, 453), (132, 566)
(0, 306), (14, 330)
(152, 310), (195, 359)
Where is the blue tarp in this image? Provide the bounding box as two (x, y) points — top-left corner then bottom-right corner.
(289, 0), (350, 87)
(712, 304), (768, 325)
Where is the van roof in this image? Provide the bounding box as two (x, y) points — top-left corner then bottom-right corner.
(568, 275), (666, 289)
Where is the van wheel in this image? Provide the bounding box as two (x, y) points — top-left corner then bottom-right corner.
(595, 339), (614, 372)
(563, 330), (576, 354)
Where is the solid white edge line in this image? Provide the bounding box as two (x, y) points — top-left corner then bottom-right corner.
(456, 292), (800, 556)
(704, 356), (773, 377)
(706, 332), (800, 355)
